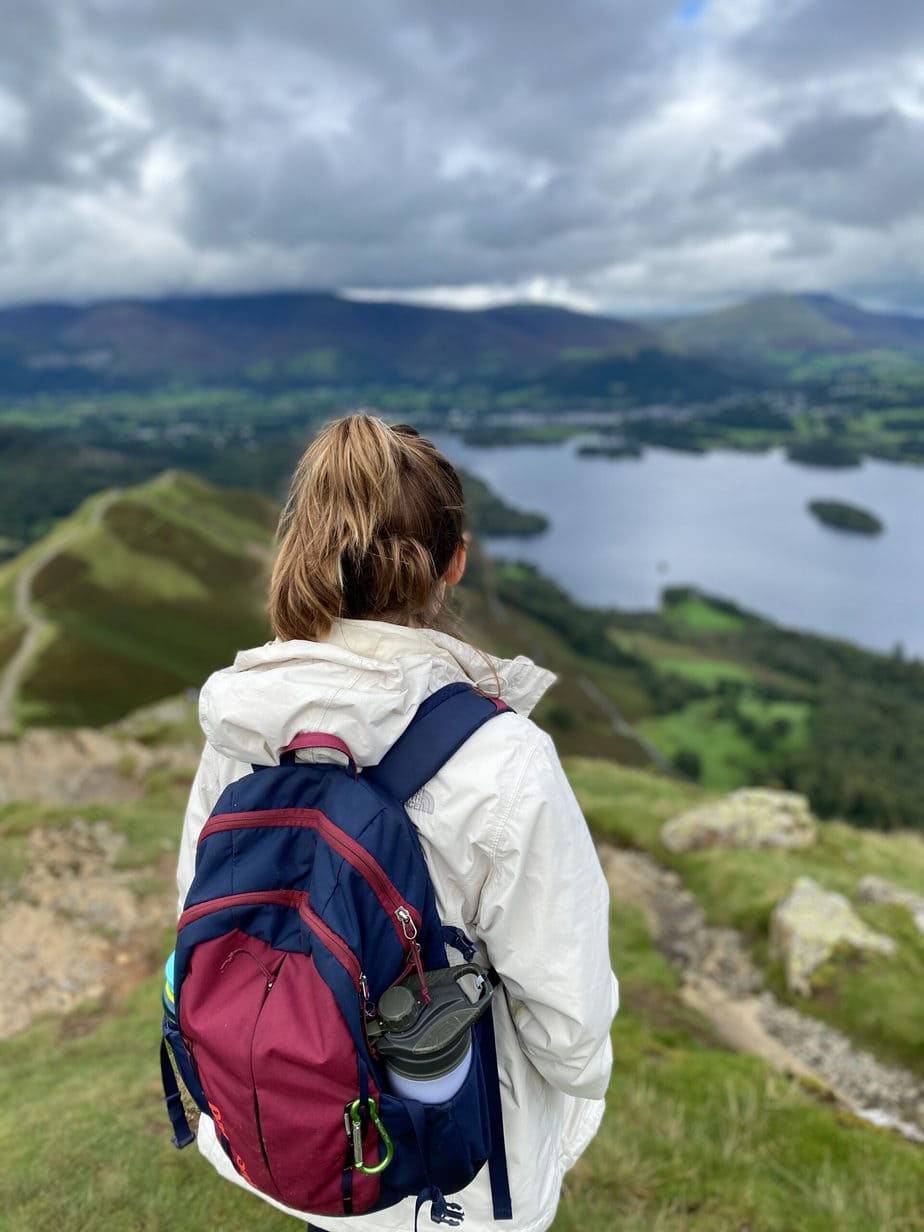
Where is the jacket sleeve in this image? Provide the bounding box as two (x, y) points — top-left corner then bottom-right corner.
(474, 727), (619, 1100)
(176, 743), (223, 917)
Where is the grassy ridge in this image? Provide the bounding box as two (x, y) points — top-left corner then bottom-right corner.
(11, 474), (276, 727)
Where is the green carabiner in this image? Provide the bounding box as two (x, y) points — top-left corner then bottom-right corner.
(347, 1097), (394, 1175)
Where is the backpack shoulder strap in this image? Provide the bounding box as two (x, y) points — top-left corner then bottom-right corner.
(363, 682), (511, 803)
(365, 681), (515, 1220)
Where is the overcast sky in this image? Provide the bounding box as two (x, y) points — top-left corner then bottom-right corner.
(2, 0), (924, 316)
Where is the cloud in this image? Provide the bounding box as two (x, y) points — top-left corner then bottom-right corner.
(0, 0), (923, 313)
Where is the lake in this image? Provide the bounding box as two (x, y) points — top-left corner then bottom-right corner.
(434, 436), (924, 661)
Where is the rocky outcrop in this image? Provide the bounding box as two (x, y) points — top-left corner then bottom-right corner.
(0, 818), (173, 1039)
(661, 787), (817, 852)
(770, 876), (896, 996)
(0, 726), (199, 806)
(856, 875), (924, 934)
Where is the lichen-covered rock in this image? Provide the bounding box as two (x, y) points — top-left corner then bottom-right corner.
(770, 876), (897, 996)
(661, 788), (817, 852)
(856, 875), (924, 935)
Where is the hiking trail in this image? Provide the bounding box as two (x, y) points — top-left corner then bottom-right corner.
(0, 490), (122, 734)
(600, 843), (924, 1145)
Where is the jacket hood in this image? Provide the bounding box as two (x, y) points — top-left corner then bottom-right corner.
(199, 618), (556, 768)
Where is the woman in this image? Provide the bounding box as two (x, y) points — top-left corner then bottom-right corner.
(176, 414), (618, 1231)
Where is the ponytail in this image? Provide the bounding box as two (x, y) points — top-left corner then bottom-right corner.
(269, 415), (464, 641)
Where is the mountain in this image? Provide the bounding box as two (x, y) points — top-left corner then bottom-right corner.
(8, 286), (924, 398)
(0, 291), (658, 393)
(658, 292), (924, 379)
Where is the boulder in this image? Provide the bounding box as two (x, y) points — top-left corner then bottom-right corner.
(770, 876), (896, 996)
(857, 875), (924, 935)
(661, 787), (817, 853)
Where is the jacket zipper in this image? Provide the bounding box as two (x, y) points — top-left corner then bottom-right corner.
(199, 808), (422, 951)
(178, 888), (361, 992)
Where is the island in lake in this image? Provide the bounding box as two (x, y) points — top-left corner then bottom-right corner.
(807, 498), (884, 535)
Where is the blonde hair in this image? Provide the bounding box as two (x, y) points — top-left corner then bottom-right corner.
(269, 414), (465, 641)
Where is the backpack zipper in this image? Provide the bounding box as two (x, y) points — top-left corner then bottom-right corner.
(198, 808), (423, 953)
(178, 888), (361, 991)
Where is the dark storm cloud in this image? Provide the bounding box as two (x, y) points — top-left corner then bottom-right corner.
(705, 107), (924, 229)
(733, 0), (924, 79)
(1, 0), (924, 311)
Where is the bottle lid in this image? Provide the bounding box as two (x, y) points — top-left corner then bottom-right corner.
(377, 984), (418, 1032)
(376, 964), (494, 1080)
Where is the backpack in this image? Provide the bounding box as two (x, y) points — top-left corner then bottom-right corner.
(161, 682), (513, 1229)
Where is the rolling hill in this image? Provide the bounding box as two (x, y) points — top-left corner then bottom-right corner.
(658, 292), (924, 381)
(0, 472), (277, 728)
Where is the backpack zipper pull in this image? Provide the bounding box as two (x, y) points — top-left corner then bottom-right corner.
(395, 907), (417, 941)
(395, 907), (431, 1004)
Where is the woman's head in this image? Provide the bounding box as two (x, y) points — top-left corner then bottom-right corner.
(269, 414), (466, 641)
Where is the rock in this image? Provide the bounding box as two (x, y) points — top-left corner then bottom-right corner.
(661, 787), (817, 853)
(770, 876), (896, 996)
(0, 727), (198, 805)
(856, 875), (924, 934)
(0, 903), (111, 1038)
(0, 818), (175, 1039)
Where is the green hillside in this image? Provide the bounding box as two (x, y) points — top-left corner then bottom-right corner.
(0, 472), (277, 728)
(465, 561), (924, 834)
(659, 292), (924, 385)
(569, 757), (924, 1077)
(0, 468), (550, 731)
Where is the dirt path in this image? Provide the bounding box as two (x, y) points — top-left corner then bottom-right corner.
(577, 673), (676, 772)
(0, 490), (122, 734)
(600, 843), (924, 1144)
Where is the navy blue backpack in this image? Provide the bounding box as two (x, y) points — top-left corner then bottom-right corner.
(161, 682), (513, 1229)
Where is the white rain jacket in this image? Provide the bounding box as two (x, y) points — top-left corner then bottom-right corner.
(176, 618), (619, 1232)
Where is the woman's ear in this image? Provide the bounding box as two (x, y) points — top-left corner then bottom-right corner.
(442, 538), (468, 586)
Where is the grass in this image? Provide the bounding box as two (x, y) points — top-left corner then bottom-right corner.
(640, 702), (759, 790)
(2, 859), (923, 1231)
(638, 697), (809, 791)
(637, 691), (811, 791)
(11, 474), (273, 727)
(567, 756), (924, 1075)
(655, 656), (756, 687)
(0, 750), (922, 1230)
(663, 596), (748, 634)
(0, 620), (25, 675)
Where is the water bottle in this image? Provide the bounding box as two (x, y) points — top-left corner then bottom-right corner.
(368, 965), (494, 1103)
(162, 951), (177, 1024)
